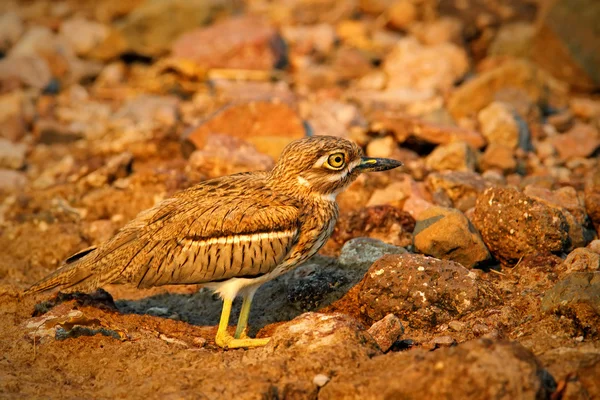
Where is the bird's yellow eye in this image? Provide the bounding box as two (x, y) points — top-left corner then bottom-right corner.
(325, 153), (346, 170)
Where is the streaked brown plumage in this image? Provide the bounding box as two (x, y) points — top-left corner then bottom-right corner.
(25, 135), (402, 348)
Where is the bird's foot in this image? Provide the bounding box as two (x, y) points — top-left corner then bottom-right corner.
(215, 332), (270, 349)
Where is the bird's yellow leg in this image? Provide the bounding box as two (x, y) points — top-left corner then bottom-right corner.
(234, 293), (254, 339)
(215, 298), (270, 349)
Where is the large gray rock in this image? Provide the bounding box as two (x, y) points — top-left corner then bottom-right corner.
(358, 253), (499, 328)
(542, 272), (600, 315)
(320, 339), (556, 400)
(413, 206), (490, 268)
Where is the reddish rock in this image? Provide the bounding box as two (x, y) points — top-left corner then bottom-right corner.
(183, 101), (306, 160)
(425, 141), (478, 172)
(426, 171), (491, 212)
(187, 134), (274, 179)
(383, 37), (468, 93)
(370, 111), (486, 149)
(473, 187), (570, 265)
(477, 101), (521, 149)
(0, 54), (52, 89)
(530, 0), (600, 90)
(550, 123), (600, 161)
(320, 339), (556, 400)
(367, 314), (404, 352)
(172, 16), (285, 70)
(448, 59), (568, 120)
(562, 248), (600, 277)
(330, 205), (415, 251)
(585, 168), (600, 233)
(264, 312), (381, 360)
(480, 143), (517, 173)
(358, 253), (499, 327)
(414, 206), (490, 268)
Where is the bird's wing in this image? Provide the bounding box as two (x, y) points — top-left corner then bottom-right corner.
(25, 173), (302, 293)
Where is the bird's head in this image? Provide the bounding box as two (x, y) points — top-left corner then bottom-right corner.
(269, 136), (403, 200)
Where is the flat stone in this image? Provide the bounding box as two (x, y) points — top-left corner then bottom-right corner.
(414, 206), (490, 268)
(473, 187), (571, 265)
(117, 0), (221, 56)
(562, 248), (600, 276)
(383, 37), (468, 93)
(183, 101), (306, 160)
(0, 169), (27, 192)
(359, 253), (499, 327)
(370, 111), (486, 149)
(172, 16), (285, 70)
(187, 134), (274, 179)
(550, 123), (600, 161)
(448, 59), (568, 120)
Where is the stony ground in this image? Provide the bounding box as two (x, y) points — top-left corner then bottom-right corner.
(1, 0), (599, 399)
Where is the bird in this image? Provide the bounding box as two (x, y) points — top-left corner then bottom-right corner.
(25, 135), (403, 349)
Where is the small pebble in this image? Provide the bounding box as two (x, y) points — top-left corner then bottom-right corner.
(313, 374), (330, 387)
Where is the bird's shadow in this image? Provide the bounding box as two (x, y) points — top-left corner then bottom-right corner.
(116, 255), (367, 334)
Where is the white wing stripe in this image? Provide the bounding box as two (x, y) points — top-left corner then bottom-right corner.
(182, 230), (297, 247)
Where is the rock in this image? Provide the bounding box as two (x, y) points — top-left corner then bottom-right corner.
(313, 374), (330, 387)
(480, 144), (517, 173)
(0, 90), (29, 142)
(383, 37), (469, 93)
(387, 0), (417, 31)
(304, 100), (364, 138)
(425, 142), (478, 172)
(183, 101), (306, 160)
(366, 181), (409, 208)
(0, 138), (26, 170)
(370, 112), (486, 149)
(448, 59), (568, 120)
(524, 185), (594, 249)
(264, 312), (381, 360)
(0, 11), (24, 52)
(60, 17), (111, 57)
(331, 205), (415, 251)
(337, 237), (407, 270)
(589, 240), (600, 254)
(281, 23), (335, 55)
(422, 335), (457, 350)
(570, 97), (600, 121)
(187, 134), (274, 179)
(79, 152), (134, 189)
(0, 54), (52, 89)
(367, 314), (404, 352)
(585, 168), (600, 232)
(320, 339), (556, 399)
(113, 95), (180, 130)
(488, 22), (535, 59)
(473, 187), (570, 265)
(117, 0), (222, 56)
(409, 17), (463, 46)
(550, 123), (600, 161)
(0, 169), (27, 192)
(542, 272), (600, 316)
(172, 16), (285, 70)
(530, 0), (600, 90)
(562, 248), (600, 276)
(413, 206), (490, 268)
(477, 101), (521, 149)
(358, 253), (499, 327)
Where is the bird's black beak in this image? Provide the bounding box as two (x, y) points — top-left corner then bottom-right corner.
(356, 157), (403, 172)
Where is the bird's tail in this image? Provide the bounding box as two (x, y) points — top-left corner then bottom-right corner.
(24, 246), (98, 294)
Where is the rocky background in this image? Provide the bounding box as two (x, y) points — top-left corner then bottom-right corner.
(1, 0), (599, 398)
